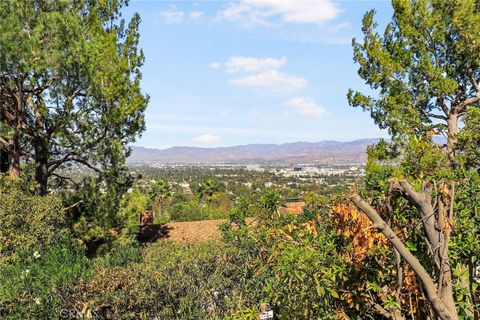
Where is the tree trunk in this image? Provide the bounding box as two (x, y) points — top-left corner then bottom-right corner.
(446, 112), (458, 160)
(7, 92), (24, 180)
(34, 138), (49, 196)
(351, 195), (458, 320)
(440, 111), (459, 318)
(439, 263), (457, 320)
(8, 134), (20, 179)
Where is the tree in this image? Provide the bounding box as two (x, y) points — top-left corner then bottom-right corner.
(258, 190), (285, 220)
(347, 1), (480, 319)
(149, 179), (173, 214)
(0, 0), (148, 194)
(197, 178), (220, 204)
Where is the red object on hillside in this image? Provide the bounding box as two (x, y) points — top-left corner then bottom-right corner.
(140, 210), (154, 226)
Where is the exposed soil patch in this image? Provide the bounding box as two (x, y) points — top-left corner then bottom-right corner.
(162, 219), (226, 244)
(138, 218), (256, 244)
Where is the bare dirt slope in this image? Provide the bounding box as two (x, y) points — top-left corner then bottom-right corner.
(163, 219), (226, 244)
(165, 218), (256, 244)
(138, 218), (256, 244)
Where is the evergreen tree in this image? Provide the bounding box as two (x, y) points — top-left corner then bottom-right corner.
(0, 0), (148, 194)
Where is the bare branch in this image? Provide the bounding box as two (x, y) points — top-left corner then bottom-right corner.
(436, 97), (450, 118)
(50, 172), (79, 188)
(456, 90), (480, 115)
(63, 200), (83, 212)
(398, 180), (425, 207)
(0, 136), (10, 150)
(427, 113), (448, 121)
(369, 301), (405, 320)
(70, 157), (102, 173)
(350, 194), (456, 320)
(47, 152), (74, 173)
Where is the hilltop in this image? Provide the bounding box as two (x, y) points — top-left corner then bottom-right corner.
(129, 138), (379, 164)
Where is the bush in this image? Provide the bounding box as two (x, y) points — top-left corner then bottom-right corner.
(168, 199), (228, 222)
(0, 237), (89, 319)
(0, 178), (66, 266)
(94, 242), (144, 268)
(64, 241), (254, 319)
(221, 203), (348, 319)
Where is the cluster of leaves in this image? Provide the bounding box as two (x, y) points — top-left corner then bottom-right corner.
(221, 194), (350, 319)
(0, 176), (66, 266)
(331, 201), (429, 318)
(62, 241), (256, 320)
(0, 238), (89, 319)
(331, 203), (388, 269)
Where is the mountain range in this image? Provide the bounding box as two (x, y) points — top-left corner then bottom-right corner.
(128, 138), (380, 165)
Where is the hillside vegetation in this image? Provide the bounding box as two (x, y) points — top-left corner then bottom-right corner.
(1, 1), (480, 319)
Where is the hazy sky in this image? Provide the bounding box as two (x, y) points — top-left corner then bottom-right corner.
(123, 0), (393, 149)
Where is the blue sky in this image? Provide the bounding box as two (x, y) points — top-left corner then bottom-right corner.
(124, 0), (393, 149)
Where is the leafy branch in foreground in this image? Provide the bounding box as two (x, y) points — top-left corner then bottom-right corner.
(347, 1), (480, 318)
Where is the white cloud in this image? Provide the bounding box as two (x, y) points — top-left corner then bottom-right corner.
(161, 6), (184, 25)
(219, 0), (342, 26)
(231, 70), (307, 93)
(209, 62), (221, 70)
(214, 55), (307, 94)
(285, 97), (328, 117)
(190, 11), (204, 19)
(191, 134), (221, 145)
(225, 56), (287, 73)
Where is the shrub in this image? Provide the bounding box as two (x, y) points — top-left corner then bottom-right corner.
(65, 241), (254, 319)
(94, 242), (144, 268)
(221, 202), (348, 319)
(0, 178), (66, 266)
(0, 237), (89, 319)
(168, 199), (227, 222)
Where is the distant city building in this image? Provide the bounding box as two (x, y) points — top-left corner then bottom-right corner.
(246, 164), (263, 172)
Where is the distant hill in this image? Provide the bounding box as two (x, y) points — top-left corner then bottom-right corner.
(128, 139), (380, 165)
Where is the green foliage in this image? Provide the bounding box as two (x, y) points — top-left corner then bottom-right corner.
(169, 199), (227, 222)
(227, 308), (258, 320)
(348, 0), (480, 140)
(261, 231), (345, 319)
(456, 107), (480, 169)
(66, 171), (134, 250)
(0, 177), (66, 266)
(94, 243), (144, 269)
(195, 178), (223, 204)
(0, 0), (148, 191)
(258, 189), (285, 221)
(149, 178), (173, 214)
(222, 200), (347, 319)
(0, 237), (89, 319)
(400, 135), (450, 179)
(117, 188), (149, 235)
(450, 172), (480, 317)
(348, 1), (480, 317)
(65, 241), (253, 320)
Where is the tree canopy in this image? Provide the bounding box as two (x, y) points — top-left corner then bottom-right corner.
(0, 0), (148, 194)
(348, 0), (480, 157)
(348, 1), (480, 319)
